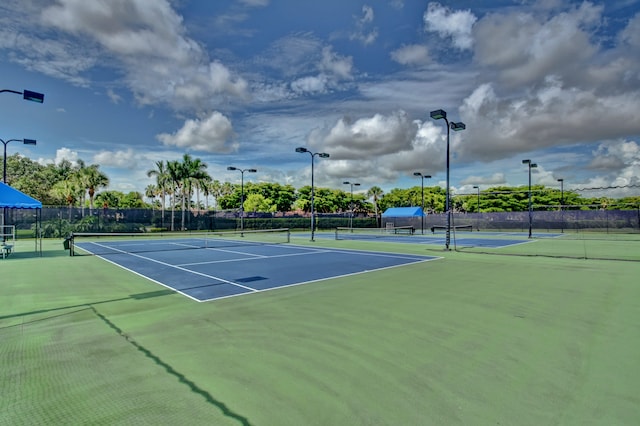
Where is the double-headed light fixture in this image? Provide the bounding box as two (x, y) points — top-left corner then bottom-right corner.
(430, 109), (465, 250)
(522, 159), (538, 238)
(296, 147), (329, 241)
(342, 181), (360, 229)
(413, 172), (431, 234)
(227, 166), (257, 233)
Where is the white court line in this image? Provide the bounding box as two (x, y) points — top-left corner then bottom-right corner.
(197, 256), (442, 302)
(77, 241), (442, 303)
(79, 241), (259, 293)
(178, 249), (333, 267)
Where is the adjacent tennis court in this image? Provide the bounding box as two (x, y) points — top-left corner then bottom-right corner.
(71, 230), (441, 302)
(330, 226), (559, 249)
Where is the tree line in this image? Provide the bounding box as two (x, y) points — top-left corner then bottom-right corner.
(6, 153), (640, 228)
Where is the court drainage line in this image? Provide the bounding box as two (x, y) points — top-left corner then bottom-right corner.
(88, 306), (252, 426)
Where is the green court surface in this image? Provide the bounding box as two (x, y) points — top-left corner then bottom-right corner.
(1, 237), (639, 425)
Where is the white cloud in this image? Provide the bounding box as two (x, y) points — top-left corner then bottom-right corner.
(390, 44), (431, 66)
(287, 46), (353, 95)
(473, 2), (602, 87)
(36, 0), (248, 111)
(309, 110), (418, 160)
(320, 46), (353, 80)
(424, 2), (477, 50)
(350, 5), (378, 46)
(458, 79), (640, 162)
(106, 89), (122, 104)
(55, 147), (80, 166)
(157, 111), (238, 153)
(291, 75), (329, 94)
(93, 148), (137, 168)
(460, 173), (506, 186)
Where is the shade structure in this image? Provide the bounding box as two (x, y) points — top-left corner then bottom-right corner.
(381, 207), (425, 217)
(0, 182), (42, 209)
(0, 182), (42, 256)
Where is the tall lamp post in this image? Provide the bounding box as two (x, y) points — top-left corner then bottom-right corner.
(413, 172), (431, 234)
(227, 166), (257, 233)
(473, 185), (480, 231)
(430, 109), (465, 250)
(296, 147), (329, 241)
(342, 181), (360, 229)
(557, 178), (564, 233)
(2, 88), (43, 240)
(522, 159), (538, 238)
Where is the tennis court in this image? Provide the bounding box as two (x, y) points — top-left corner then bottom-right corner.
(328, 226), (561, 249)
(2, 235), (639, 425)
(72, 230), (441, 302)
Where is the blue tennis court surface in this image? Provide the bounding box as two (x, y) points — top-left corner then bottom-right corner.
(75, 239), (440, 302)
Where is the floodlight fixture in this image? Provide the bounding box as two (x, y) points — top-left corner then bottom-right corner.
(1, 89), (45, 103)
(343, 181), (360, 229)
(430, 108), (466, 250)
(414, 172), (431, 234)
(227, 166), (258, 232)
(296, 147), (330, 241)
(522, 159), (538, 238)
(430, 109), (446, 120)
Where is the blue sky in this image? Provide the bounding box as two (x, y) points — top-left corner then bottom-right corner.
(1, 0), (639, 200)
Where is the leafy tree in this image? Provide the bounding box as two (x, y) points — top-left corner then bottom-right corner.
(244, 193), (277, 213)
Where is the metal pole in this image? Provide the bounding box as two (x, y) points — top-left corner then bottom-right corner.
(420, 177), (424, 234)
(240, 171), (244, 233)
(445, 121), (451, 249)
(310, 154), (315, 241)
(528, 164), (533, 238)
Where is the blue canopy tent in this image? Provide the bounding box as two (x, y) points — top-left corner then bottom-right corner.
(381, 207), (424, 218)
(0, 182), (42, 256)
(381, 207), (426, 233)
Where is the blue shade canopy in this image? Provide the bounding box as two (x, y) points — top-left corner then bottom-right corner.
(381, 207), (424, 217)
(0, 182), (42, 208)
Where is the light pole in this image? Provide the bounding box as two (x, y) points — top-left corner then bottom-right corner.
(227, 166), (256, 233)
(522, 159), (538, 238)
(1, 89), (43, 239)
(342, 181), (361, 229)
(557, 178), (564, 233)
(413, 172), (431, 234)
(430, 109), (465, 250)
(473, 185), (480, 231)
(296, 147), (329, 241)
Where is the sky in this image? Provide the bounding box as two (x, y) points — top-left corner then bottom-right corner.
(1, 0), (639, 201)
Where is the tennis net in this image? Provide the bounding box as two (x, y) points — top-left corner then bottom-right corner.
(430, 224), (474, 233)
(335, 226), (415, 240)
(70, 228), (290, 256)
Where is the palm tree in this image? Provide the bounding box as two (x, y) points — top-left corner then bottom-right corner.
(179, 154), (208, 230)
(51, 179), (81, 221)
(367, 186), (384, 227)
(147, 160), (170, 229)
(82, 164), (109, 214)
(145, 184), (159, 206)
(166, 160), (182, 231)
